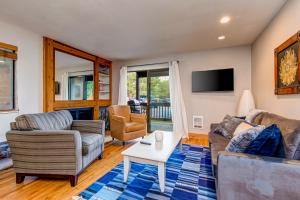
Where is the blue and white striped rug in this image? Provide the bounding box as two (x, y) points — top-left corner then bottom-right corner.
(78, 144), (216, 200)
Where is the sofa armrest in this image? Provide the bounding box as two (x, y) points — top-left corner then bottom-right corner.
(210, 123), (219, 132)
(72, 120), (105, 135)
(130, 113), (147, 123)
(217, 151), (300, 200)
(6, 130), (83, 175)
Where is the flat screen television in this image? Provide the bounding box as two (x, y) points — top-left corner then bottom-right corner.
(192, 68), (234, 92)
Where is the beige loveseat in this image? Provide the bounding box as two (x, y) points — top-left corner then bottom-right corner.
(6, 110), (105, 186)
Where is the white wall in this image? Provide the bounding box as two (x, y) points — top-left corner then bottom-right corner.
(252, 0), (300, 119)
(0, 20), (43, 141)
(113, 46), (252, 133)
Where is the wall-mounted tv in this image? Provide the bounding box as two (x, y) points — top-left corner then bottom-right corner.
(192, 68), (234, 92)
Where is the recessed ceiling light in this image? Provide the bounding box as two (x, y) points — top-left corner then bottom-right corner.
(220, 16), (231, 24)
(218, 35), (226, 40)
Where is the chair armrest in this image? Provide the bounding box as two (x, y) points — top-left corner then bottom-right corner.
(130, 113), (147, 123)
(217, 151), (300, 200)
(72, 120), (105, 135)
(110, 115), (126, 133)
(111, 115), (126, 123)
(6, 130), (83, 174)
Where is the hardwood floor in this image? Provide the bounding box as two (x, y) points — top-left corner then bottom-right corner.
(0, 133), (208, 200)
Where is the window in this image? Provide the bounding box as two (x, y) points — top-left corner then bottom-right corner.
(68, 75), (94, 100)
(0, 42), (17, 111)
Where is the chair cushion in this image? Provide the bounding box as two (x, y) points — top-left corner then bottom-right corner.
(125, 122), (145, 132)
(15, 110), (73, 131)
(81, 133), (103, 156)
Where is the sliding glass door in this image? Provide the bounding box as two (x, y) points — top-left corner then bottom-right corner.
(148, 70), (172, 132)
(127, 68), (172, 132)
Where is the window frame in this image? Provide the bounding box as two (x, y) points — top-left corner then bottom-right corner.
(0, 42), (18, 112)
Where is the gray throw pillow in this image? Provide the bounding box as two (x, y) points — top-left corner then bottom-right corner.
(225, 125), (265, 153)
(214, 115), (244, 139)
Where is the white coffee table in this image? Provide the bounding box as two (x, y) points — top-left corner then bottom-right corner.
(121, 131), (182, 192)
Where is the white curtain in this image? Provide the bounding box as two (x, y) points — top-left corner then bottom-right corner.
(61, 72), (69, 100)
(118, 66), (128, 105)
(169, 61), (189, 138)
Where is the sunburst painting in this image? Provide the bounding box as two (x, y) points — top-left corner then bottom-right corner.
(275, 32), (300, 95)
(278, 42), (298, 87)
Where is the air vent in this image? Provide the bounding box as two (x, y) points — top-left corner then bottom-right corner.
(193, 115), (203, 129)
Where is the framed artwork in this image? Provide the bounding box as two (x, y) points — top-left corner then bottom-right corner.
(55, 81), (60, 95)
(274, 31), (300, 95)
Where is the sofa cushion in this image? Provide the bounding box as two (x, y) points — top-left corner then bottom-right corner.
(81, 133), (103, 156)
(15, 110), (73, 131)
(259, 113), (300, 160)
(209, 132), (230, 145)
(225, 125), (265, 153)
(245, 109), (265, 123)
(244, 124), (285, 157)
(214, 115), (244, 139)
(125, 122), (145, 132)
(252, 112), (266, 125)
(209, 132), (230, 166)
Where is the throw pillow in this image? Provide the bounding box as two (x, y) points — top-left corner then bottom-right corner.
(214, 115), (244, 139)
(244, 124), (285, 158)
(233, 122), (254, 137)
(0, 142), (11, 159)
(225, 125), (265, 153)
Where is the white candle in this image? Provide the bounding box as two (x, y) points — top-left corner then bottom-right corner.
(155, 131), (164, 142)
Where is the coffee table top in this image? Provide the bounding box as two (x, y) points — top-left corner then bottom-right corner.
(121, 131), (182, 163)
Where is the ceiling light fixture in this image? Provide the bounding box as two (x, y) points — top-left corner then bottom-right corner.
(220, 16), (231, 24)
(218, 35), (226, 40)
(0, 60), (5, 63)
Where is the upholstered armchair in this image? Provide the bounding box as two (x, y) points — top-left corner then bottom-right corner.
(108, 105), (147, 145)
(6, 110), (105, 186)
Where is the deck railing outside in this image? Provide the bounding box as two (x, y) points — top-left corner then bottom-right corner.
(129, 102), (172, 121)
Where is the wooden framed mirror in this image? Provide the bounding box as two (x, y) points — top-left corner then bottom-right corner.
(43, 37), (112, 119)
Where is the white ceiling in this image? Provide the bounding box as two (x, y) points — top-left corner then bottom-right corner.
(0, 0), (286, 61)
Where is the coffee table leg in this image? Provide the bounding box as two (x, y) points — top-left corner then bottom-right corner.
(124, 156), (131, 182)
(158, 162), (166, 192)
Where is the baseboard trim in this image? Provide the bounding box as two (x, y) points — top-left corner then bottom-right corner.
(188, 132), (208, 136)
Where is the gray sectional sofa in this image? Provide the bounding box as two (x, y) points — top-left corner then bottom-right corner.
(209, 112), (300, 200)
(6, 110), (105, 186)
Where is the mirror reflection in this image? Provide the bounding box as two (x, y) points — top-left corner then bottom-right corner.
(55, 51), (94, 101)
